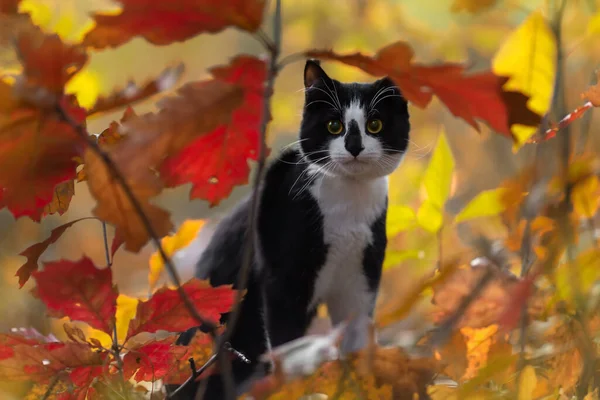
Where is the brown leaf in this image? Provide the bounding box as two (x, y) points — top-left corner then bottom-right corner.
(87, 64), (185, 116)
(582, 70), (600, 107)
(451, 0), (497, 13)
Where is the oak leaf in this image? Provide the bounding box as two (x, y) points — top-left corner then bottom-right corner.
(126, 278), (235, 340)
(307, 42), (541, 139)
(16, 217), (93, 287)
(85, 79), (244, 251)
(160, 55), (267, 205)
(83, 0), (266, 49)
(31, 257), (118, 335)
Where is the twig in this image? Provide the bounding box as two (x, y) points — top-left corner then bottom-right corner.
(55, 102), (218, 336)
(41, 374), (61, 400)
(100, 220), (128, 397)
(213, 1), (282, 398)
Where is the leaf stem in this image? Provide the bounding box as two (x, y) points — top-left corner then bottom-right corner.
(41, 374), (61, 400)
(214, 1), (282, 398)
(55, 102), (218, 337)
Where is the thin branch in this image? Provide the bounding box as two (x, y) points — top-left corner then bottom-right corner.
(211, 2), (282, 398)
(55, 102), (218, 336)
(101, 220), (127, 397)
(41, 374), (61, 400)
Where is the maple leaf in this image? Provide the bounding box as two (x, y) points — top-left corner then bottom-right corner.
(16, 217), (93, 287)
(0, 333), (41, 360)
(126, 278), (235, 340)
(167, 328), (214, 384)
(160, 56), (267, 205)
(83, 0), (266, 49)
(307, 42), (542, 139)
(122, 336), (189, 382)
(87, 64), (185, 116)
(85, 78), (244, 251)
(31, 257), (118, 335)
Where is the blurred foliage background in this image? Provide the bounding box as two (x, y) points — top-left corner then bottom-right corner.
(2, 0), (600, 397)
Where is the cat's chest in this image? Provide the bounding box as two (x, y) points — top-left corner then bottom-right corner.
(307, 175), (388, 312)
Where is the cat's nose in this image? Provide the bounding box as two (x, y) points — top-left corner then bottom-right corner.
(347, 144), (364, 157)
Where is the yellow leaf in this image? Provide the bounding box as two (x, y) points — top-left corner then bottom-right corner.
(383, 249), (422, 270)
(65, 68), (102, 109)
(417, 200), (443, 233)
(386, 205), (416, 237)
(84, 294), (139, 347)
(149, 219), (205, 290)
(455, 188), (508, 223)
(588, 13), (600, 35)
(492, 10), (556, 148)
(517, 365), (537, 400)
(422, 129), (455, 208)
(573, 175), (600, 218)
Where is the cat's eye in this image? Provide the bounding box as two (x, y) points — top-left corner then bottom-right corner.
(367, 119), (383, 134)
(327, 120), (344, 135)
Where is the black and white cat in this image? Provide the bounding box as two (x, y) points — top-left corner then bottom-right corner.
(174, 60), (410, 399)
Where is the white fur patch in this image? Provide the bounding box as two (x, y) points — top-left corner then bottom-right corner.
(307, 173), (388, 325)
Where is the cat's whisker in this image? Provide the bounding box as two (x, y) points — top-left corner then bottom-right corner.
(321, 78), (342, 111)
(305, 86), (341, 111)
(369, 86), (395, 109)
(371, 94), (404, 109)
(305, 99), (339, 111)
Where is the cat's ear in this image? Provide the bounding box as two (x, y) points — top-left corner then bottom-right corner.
(375, 76), (396, 89)
(304, 59), (330, 88)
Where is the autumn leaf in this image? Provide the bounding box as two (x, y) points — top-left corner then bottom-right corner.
(32, 257), (118, 335)
(16, 217), (93, 287)
(307, 42), (541, 138)
(149, 219), (205, 290)
(455, 188), (508, 223)
(492, 10), (557, 147)
(386, 205), (416, 237)
(86, 64), (185, 116)
(0, 90), (85, 220)
(84, 293), (139, 348)
(0, 0), (20, 14)
(126, 278), (236, 340)
(122, 336), (189, 382)
(160, 56), (267, 206)
(0, 341), (106, 382)
(83, 0), (267, 49)
(518, 365), (537, 400)
(16, 32), (88, 100)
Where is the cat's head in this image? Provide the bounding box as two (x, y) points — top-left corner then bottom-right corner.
(299, 59), (410, 180)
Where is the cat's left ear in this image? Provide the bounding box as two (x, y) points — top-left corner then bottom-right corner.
(304, 59), (330, 88)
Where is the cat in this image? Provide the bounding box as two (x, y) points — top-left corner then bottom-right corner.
(170, 59), (410, 399)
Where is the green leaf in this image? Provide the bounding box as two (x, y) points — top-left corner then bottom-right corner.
(417, 200), (443, 233)
(454, 188), (508, 223)
(422, 129), (455, 208)
(386, 205), (416, 237)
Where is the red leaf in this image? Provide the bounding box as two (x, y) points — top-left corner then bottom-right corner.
(0, 342), (106, 382)
(16, 217), (93, 287)
(498, 273), (538, 331)
(87, 64), (185, 117)
(32, 257), (118, 335)
(126, 278), (235, 340)
(123, 336), (189, 382)
(0, 333), (41, 360)
(307, 43), (541, 138)
(161, 55), (267, 206)
(86, 78), (244, 252)
(83, 0), (266, 49)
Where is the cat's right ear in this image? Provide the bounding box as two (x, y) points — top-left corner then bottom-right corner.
(304, 59), (329, 88)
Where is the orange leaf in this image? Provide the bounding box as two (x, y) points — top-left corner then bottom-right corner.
(582, 70), (600, 107)
(160, 56), (267, 205)
(16, 217), (93, 287)
(307, 43), (541, 139)
(122, 336), (190, 382)
(83, 0), (267, 49)
(0, 0), (20, 14)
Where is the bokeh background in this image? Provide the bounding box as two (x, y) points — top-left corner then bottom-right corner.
(2, 0), (600, 397)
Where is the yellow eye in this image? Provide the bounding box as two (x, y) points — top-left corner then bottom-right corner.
(327, 120), (343, 135)
(367, 119), (383, 134)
